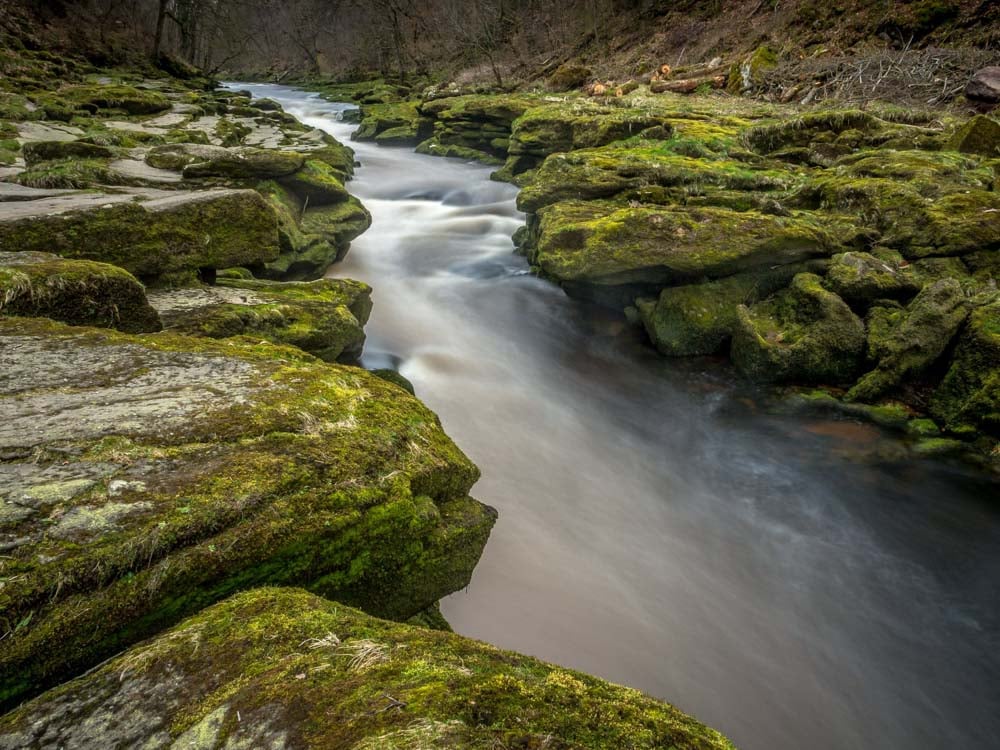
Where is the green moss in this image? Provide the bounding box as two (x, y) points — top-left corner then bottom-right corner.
(36, 84), (170, 118)
(931, 302), (1000, 437)
(848, 280), (969, 402)
(0, 588), (734, 750)
(278, 159), (351, 205)
(742, 110), (879, 153)
(946, 115), (1000, 157)
(156, 277), (372, 362)
(0, 190), (281, 283)
(518, 142), (797, 213)
(547, 63), (592, 91)
(0, 252), (161, 333)
(731, 272), (866, 384)
(13, 157), (125, 189)
(415, 138), (503, 164)
(637, 261), (825, 356)
(528, 200), (842, 289)
(0, 318), (493, 709)
(352, 101), (430, 145)
(727, 45), (778, 95)
(21, 139), (113, 166)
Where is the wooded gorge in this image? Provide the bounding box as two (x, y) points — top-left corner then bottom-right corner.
(1, 1), (998, 748)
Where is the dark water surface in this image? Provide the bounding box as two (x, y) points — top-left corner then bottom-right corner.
(235, 83), (1000, 750)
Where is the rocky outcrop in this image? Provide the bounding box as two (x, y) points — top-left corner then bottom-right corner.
(0, 188), (280, 284)
(0, 251), (161, 333)
(0, 588), (734, 750)
(0, 317), (494, 709)
(731, 273), (867, 384)
(148, 276), (371, 362)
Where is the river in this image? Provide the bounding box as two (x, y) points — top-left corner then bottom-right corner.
(233, 83), (1000, 750)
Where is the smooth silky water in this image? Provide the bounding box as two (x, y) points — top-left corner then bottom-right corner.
(234, 84), (1000, 750)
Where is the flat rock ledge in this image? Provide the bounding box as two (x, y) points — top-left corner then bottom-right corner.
(0, 317), (494, 709)
(0, 587), (734, 750)
(0, 188), (280, 284)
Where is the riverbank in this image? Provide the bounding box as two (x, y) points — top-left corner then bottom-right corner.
(0, 47), (737, 748)
(326, 77), (1000, 473)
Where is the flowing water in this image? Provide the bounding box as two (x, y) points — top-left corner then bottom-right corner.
(235, 84), (1000, 750)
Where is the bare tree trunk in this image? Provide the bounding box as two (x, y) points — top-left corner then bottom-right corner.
(153, 0), (169, 57)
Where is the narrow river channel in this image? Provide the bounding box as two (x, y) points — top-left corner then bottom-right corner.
(235, 83), (1000, 750)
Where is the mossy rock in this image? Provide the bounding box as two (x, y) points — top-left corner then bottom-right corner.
(848, 279), (969, 401)
(38, 84), (170, 117)
(415, 138), (503, 164)
(508, 103), (673, 164)
(731, 272), (866, 384)
(527, 200), (842, 291)
(637, 261), (825, 356)
(517, 142), (796, 213)
(0, 251), (161, 333)
(145, 142), (233, 171)
(822, 251), (920, 306)
(21, 140), (113, 167)
(149, 277), (372, 362)
(0, 188), (281, 284)
(351, 101), (431, 146)
(931, 301), (1000, 437)
(0, 317), (494, 709)
(182, 147), (305, 180)
(278, 159), (351, 206)
(727, 45), (778, 95)
(371, 368), (416, 394)
(12, 157), (126, 189)
(742, 110), (880, 153)
(256, 181), (371, 280)
(946, 115), (1000, 157)
(0, 588), (734, 750)
(547, 63), (592, 91)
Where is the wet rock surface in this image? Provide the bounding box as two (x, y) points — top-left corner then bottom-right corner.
(0, 317), (493, 709)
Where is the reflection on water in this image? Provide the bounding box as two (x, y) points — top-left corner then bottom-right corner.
(235, 83), (1000, 750)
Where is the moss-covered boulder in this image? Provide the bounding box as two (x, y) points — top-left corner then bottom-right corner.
(517, 143), (796, 213)
(741, 110), (881, 154)
(278, 158), (352, 205)
(258, 181), (371, 280)
(0, 251), (161, 333)
(352, 101), (432, 146)
(527, 200), (841, 293)
(182, 147), (305, 180)
(149, 277), (371, 362)
(727, 45), (778, 95)
(947, 115), (1000, 156)
(822, 250), (920, 306)
(848, 279), (969, 401)
(731, 273), (866, 383)
(931, 301), (1000, 437)
(0, 188), (280, 283)
(0, 317), (494, 708)
(0, 588), (734, 750)
(145, 142), (233, 171)
(38, 84), (170, 118)
(547, 63), (592, 91)
(21, 140), (113, 166)
(637, 261), (825, 356)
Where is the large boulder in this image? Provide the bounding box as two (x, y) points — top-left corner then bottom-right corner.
(517, 144), (795, 213)
(731, 272), (866, 383)
(0, 318), (494, 708)
(0, 251), (161, 333)
(0, 588), (734, 750)
(148, 277), (371, 362)
(637, 261), (826, 356)
(822, 251), (920, 306)
(181, 147), (305, 179)
(0, 188), (280, 283)
(258, 181), (371, 280)
(946, 115), (1000, 157)
(21, 140), (113, 167)
(848, 279), (969, 401)
(526, 200), (841, 294)
(966, 66), (1000, 105)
